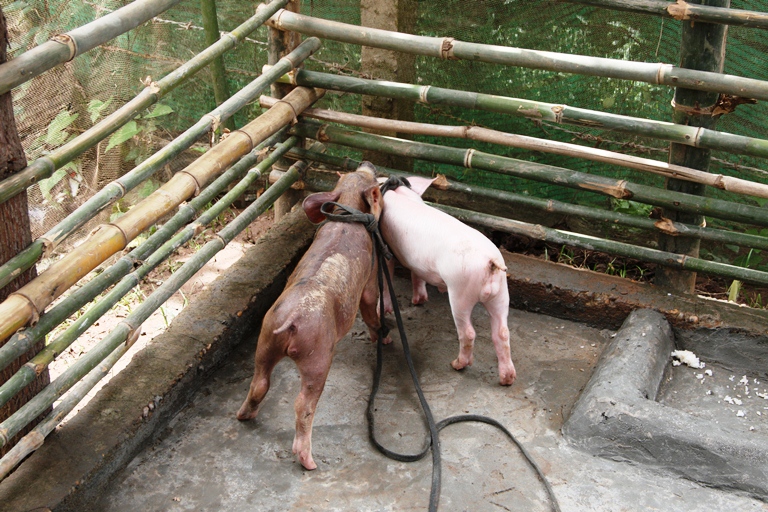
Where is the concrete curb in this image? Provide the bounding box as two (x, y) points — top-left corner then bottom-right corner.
(563, 309), (768, 499)
(0, 208), (315, 512)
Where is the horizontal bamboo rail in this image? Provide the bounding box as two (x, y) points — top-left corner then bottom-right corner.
(0, 0), (183, 95)
(276, 69), (768, 160)
(0, 0), (290, 206)
(0, 86), (324, 344)
(0, 136), (301, 409)
(267, 8), (768, 101)
(0, 129), (290, 373)
(565, 0), (768, 29)
(435, 204), (768, 287)
(0, 165), (304, 451)
(0, 37), (322, 293)
(290, 120), (768, 227)
(284, 147), (768, 254)
(261, 96), (768, 199)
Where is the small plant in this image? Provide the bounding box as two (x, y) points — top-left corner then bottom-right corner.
(105, 103), (174, 165)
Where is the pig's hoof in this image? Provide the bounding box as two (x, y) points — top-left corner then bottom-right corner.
(382, 335), (393, 345)
(236, 403), (258, 421)
(498, 372), (516, 386)
(296, 451), (317, 470)
(412, 295), (428, 305)
(451, 358), (470, 371)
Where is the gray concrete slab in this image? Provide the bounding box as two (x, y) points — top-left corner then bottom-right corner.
(92, 278), (764, 512)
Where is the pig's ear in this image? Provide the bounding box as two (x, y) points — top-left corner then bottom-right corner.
(363, 184), (383, 217)
(407, 176), (437, 197)
(303, 190), (341, 224)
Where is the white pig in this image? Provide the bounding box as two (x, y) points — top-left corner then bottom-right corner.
(379, 176), (516, 386)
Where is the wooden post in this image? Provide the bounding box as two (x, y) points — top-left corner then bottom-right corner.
(200, 0), (235, 131)
(656, 0), (730, 294)
(271, 1), (303, 220)
(0, 6), (49, 457)
(360, 0), (416, 172)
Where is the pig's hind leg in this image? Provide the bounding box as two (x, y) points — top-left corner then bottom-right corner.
(447, 291), (477, 371)
(483, 284), (516, 386)
(291, 346), (334, 470)
(237, 336), (283, 421)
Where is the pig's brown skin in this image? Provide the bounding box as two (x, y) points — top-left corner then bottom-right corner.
(237, 164), (386, 471)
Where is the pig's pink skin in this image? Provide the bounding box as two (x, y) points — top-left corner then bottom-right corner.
(380, 176), (516, 386)
(237, 164), (388, 471)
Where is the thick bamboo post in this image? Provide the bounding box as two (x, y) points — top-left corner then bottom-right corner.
(564, 0), (768, 29)
(285, 148), (768, 254)
(261, 97), (768, 199)
(200, 0), (235, 132)
(0, 0), (183, 95)
(290, 121), (768, 227)
(0, 0), (289, 206)
(0, 35), (320, 293)
(0, 86), (324, 344)
(267, 9), (768, 101)
(656, 0), (729, 294)
(276, 69), (768, 160)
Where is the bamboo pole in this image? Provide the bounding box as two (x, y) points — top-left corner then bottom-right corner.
(261, 96), (768, 199)
(564, 0), (768, 29)
(0, 36), (320, 293)
(0, 86), (323, 344)
(0, 0), (183, 95)
(0, 166), (303, 450)
(290, 121), (768, 227)
(201, 0), (235, 132)
(267, 8), (768, 101)
(276, 69), (768, 160)
(0, 129), (290, 376)
(0, 340), (128, 481)
(434, 204), (768, 286)
(0, 0), (290, 206)
(285, 147), (768, 253)
(657, 0), (729, 293)
(0, 137), (301, 409)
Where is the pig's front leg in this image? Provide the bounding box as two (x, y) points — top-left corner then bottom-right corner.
(361, 273), (392, 345)
(411, 272), (429, 305)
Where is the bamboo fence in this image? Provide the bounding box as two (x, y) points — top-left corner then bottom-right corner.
(0, 36), (322, 293)
(267, 8), (768, 101)
(290, 120), (768, 228)
(0, 0), (183, 95)
(260, 96), (768, 199)
(0, 0), (290, 206)
(434, 204), (768, 287)
(284, 147), (768, 254)
(0, 85), (324, 344)
(0, 135), (301, 412)
(564, 0), (768, 29)
(274, 69), (768, 160)
(0, 162), (307, 451)
(0, 128), (289, 373)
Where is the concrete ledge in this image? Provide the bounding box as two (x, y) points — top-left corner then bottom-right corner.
(0, 208), (315, 512)
(563, 309), (768, 499)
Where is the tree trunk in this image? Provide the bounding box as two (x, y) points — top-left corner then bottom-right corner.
(0, 5), (49, 458)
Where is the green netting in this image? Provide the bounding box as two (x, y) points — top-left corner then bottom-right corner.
(3, 0), (767, 248)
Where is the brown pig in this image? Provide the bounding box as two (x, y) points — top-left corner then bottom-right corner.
(237, 163), (385, 470)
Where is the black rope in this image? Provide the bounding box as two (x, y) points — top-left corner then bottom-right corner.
(322, 198), (560, 512)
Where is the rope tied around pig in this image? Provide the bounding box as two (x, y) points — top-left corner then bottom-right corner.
(320, 179), (560, 512)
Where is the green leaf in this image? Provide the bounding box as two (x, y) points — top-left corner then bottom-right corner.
(87, 98), (113, 123)
(44, 111), (79, 146)
(38, 168), (68, 202)
(105, 121), (141, 153)
(143, 104), (174, 119)
(137, 179), (159, 199)
(602, 96), (615, 109)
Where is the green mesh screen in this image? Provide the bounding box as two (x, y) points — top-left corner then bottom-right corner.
(3, 0), (767, 251)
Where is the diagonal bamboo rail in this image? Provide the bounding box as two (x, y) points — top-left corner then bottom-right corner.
(0, 37), (322, 293)
(0, 0), (290, 206)
(0, 136), (302, 411)
(0, 0), (183, 95)
(435, 204), (768, 287)
(267, 8), (768, 101)
(260, 96), (768, 199)
(564, 0), (768, 30)
(275, 69), (768, 160)
(0, 86), (324, 344)
(0, 129), (291, 376)
(290, 120), (768, 228)
(0, 162), (307, 451)
(283, 148), (768, 254)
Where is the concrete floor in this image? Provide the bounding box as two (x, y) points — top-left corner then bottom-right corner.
(91, 276), (766, 512)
